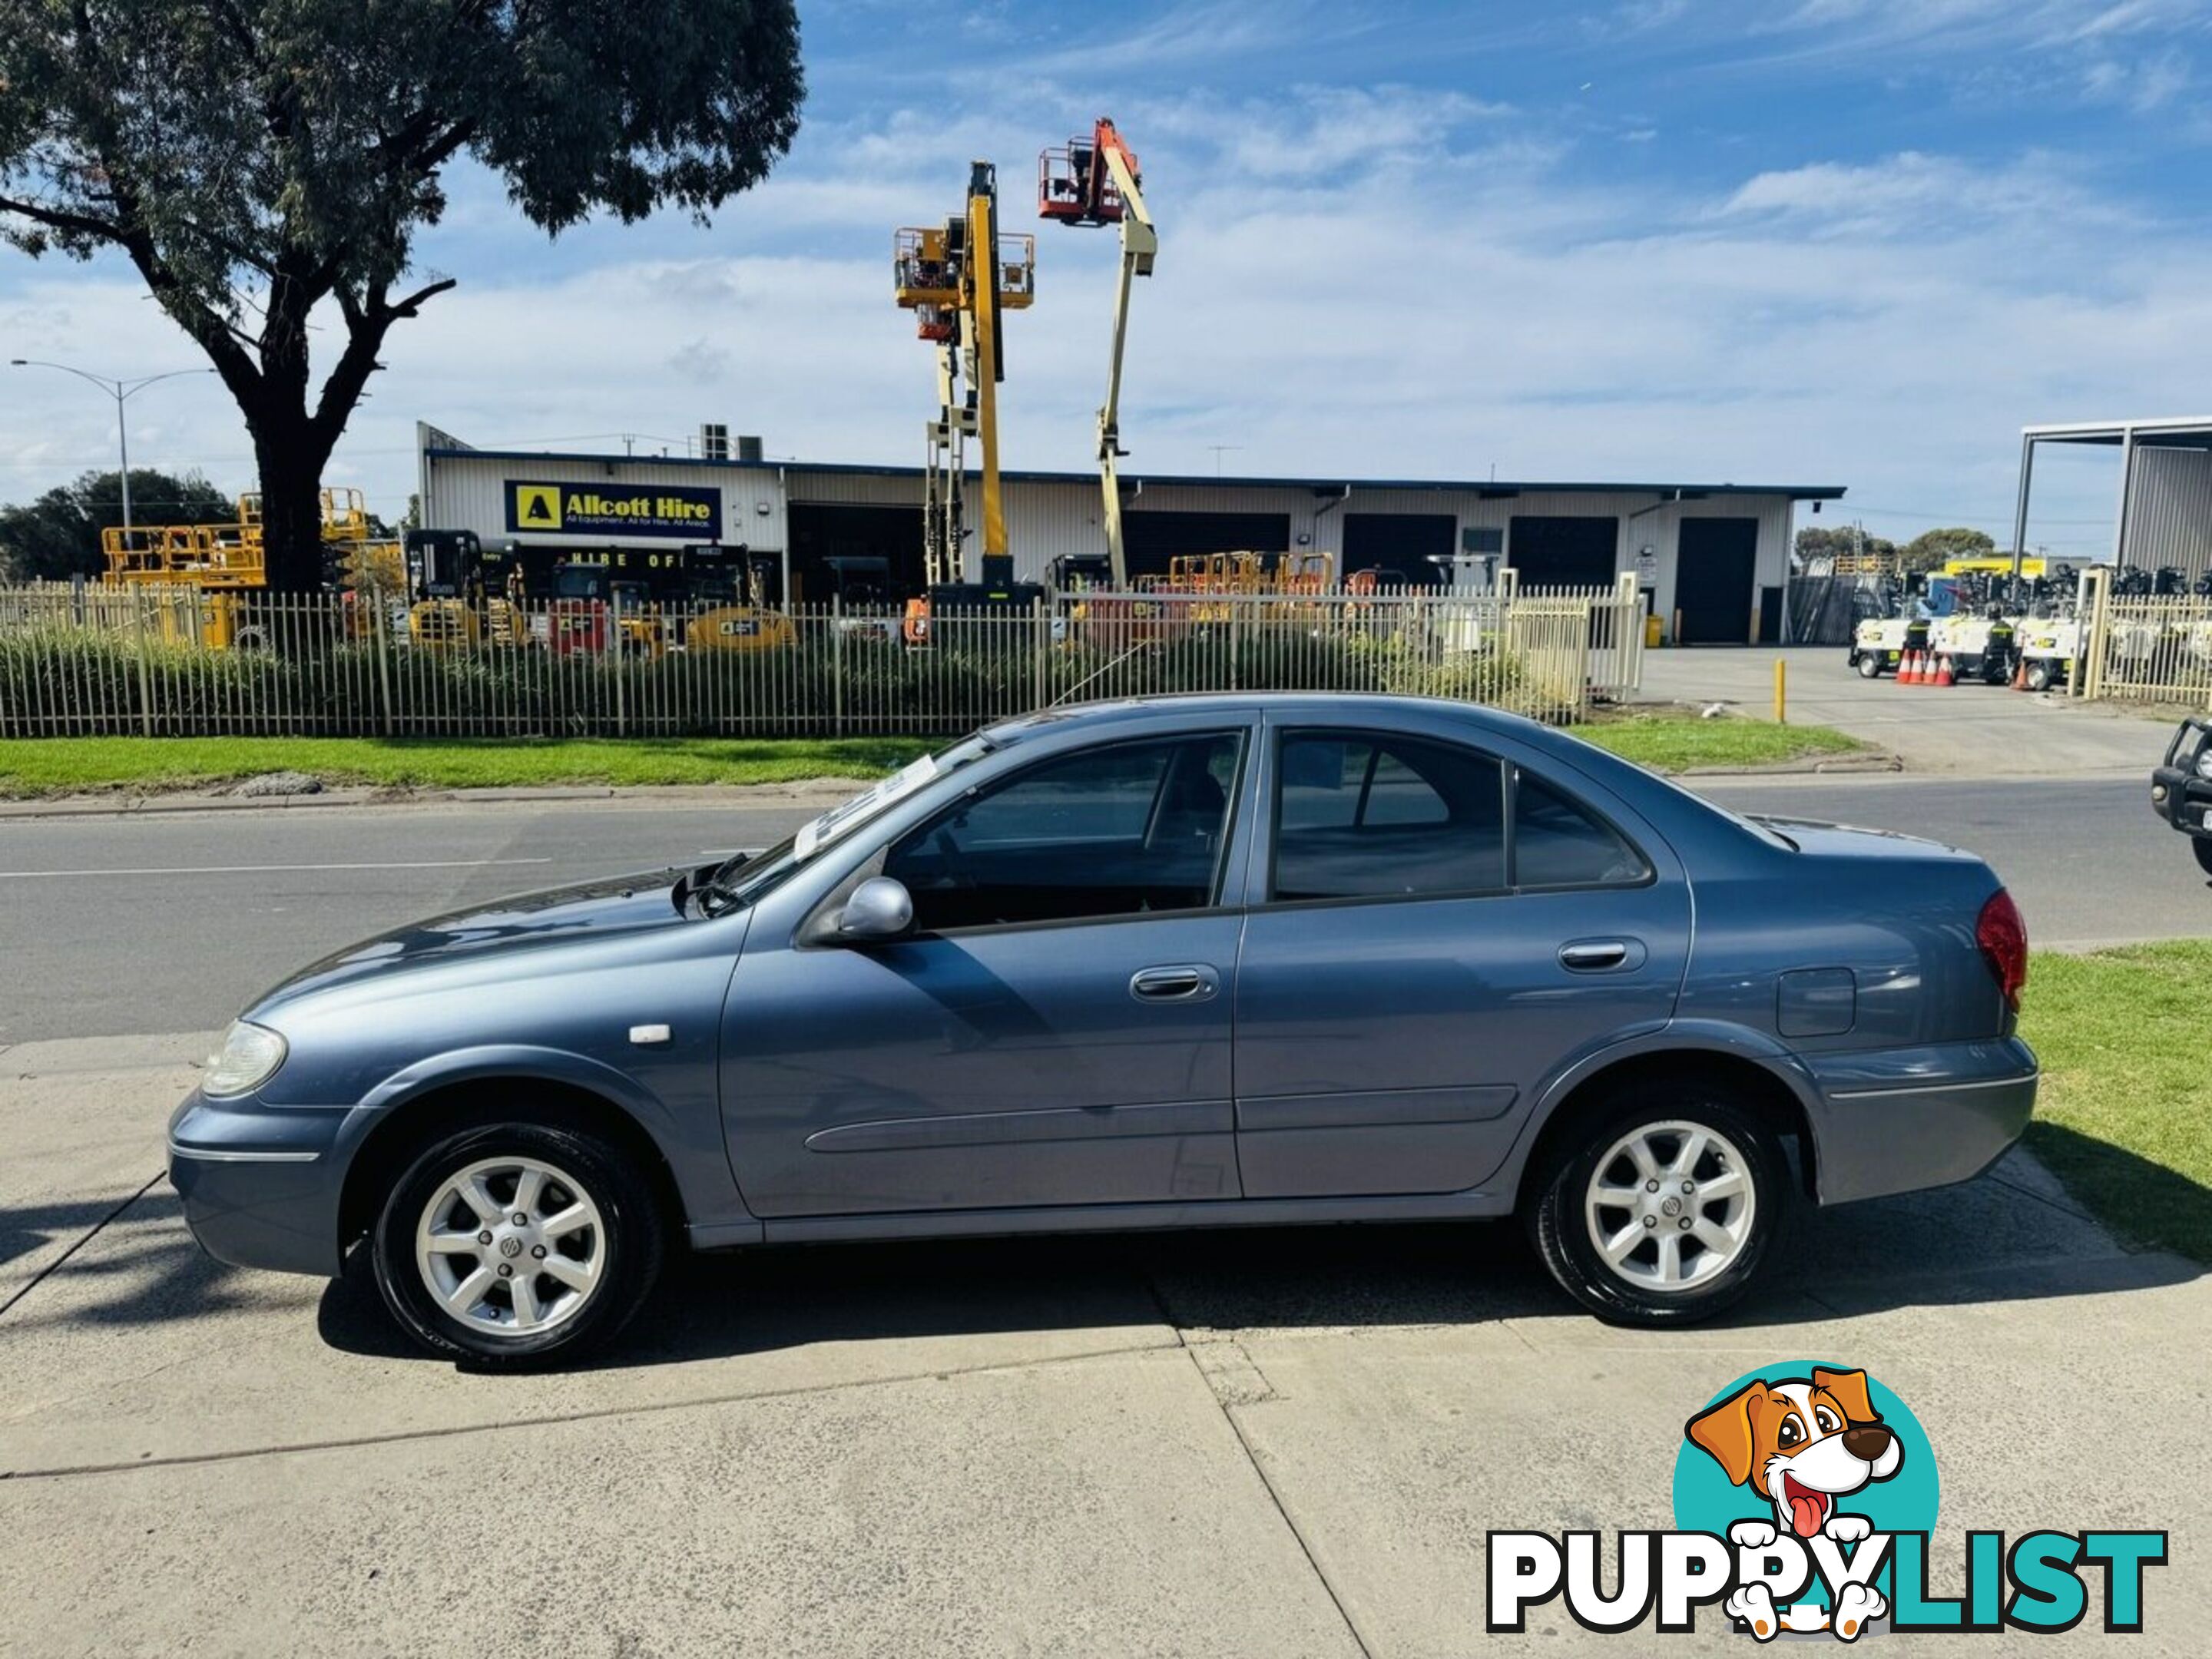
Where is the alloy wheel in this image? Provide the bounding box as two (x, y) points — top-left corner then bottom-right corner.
(1582, 1120), (1757, 1293)
(414, 1154), (607, 1336)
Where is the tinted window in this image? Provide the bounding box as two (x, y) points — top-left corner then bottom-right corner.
(885, 733), (1241, 931)
(1513, 773), (1649, 888)
(1271, 733), (1506, 899)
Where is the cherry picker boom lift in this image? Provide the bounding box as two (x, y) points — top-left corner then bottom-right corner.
(893, 160), (1039, 641)
(1040, 118), (1156, 589)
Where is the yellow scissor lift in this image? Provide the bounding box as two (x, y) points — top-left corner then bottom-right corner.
(102, 488), (402, 647)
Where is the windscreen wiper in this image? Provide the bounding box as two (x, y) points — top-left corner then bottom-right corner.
(690, 849), (757, 916)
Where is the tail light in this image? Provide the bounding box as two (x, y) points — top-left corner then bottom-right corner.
(1976, 888), (2028, 1011)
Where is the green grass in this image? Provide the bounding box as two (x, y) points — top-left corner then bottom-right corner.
(0, 711), (1867, 797)
(0, 736), (935, 797)
(2021, 942), (2212, 1263)
(1569, 709), (1867, 773)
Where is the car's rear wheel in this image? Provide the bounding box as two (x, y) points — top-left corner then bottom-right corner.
(2024, 659), (2055, 692)
(1856, 652), (1883, 679)
(372, 1120), (664, 1368)
(1528, 1086), (1792, 1326)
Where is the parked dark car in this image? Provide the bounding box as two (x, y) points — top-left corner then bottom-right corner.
(170, 694), (2038, 1366)
(2150, 714), (2212, 876)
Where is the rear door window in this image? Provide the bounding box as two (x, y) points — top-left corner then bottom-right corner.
(1271, 733), (1507, 900)
(1512, 772), (1651, 889)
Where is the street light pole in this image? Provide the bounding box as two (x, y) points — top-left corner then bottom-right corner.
(8, 360), (215, 535)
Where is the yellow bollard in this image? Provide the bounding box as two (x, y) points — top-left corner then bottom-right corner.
(1773, 657), (1787, 724)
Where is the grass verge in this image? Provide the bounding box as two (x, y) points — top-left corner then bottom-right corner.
(2022, 942), (2212, 1263)
(1570, 707), (1867, 773)
(0, 712), (1866, 798)
(0, 735), (935, 797)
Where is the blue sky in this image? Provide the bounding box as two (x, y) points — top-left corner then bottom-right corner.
(5, 0), (2210, 553)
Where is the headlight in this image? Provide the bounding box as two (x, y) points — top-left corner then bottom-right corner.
(202, 1021), (287, 1098)
(2195, 750), (2212, 782)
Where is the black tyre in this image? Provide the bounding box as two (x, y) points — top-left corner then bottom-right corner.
(1856, 652), (1883, 679)
(2193, 837), (2212, 879)
(373, 1119), (665, 1369)
(2023, 659), (2055, 692)
(1527, 1084), (1793, 1326)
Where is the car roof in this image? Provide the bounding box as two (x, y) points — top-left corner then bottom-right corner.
(987, 691), (1556, 744)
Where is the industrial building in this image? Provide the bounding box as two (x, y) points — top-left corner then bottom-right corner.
(416, 422), (1844, 644)
(2013, 416), (2212, 581)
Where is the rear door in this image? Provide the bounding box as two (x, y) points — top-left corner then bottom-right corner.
(1231, 720), (1690, 1198)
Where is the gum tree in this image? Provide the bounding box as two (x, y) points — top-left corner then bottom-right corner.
(0, 2), (803, 590)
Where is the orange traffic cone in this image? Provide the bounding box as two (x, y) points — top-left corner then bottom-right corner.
(2010, 654), (2028, 690)
(1934, 653), (1955, 687)
(1898, 650), (1920, 684)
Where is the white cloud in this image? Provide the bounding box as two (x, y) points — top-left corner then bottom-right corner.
(5, 84), (2208, 548)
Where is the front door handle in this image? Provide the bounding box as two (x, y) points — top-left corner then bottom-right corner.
(1130, 964), (1220, 1003)
(1558, 939), (1634, 972)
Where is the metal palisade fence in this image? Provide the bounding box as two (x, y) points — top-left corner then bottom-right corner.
(0, 577), (1644, 739)
(2070, 566), (2212, 707)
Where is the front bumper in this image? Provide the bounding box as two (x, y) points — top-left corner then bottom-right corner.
(2151, 719), (2212, 837)
(167, 1089), (348, 1277)
(2150, 765), (2212, 837)
(1805, 1036), (2039, 1206)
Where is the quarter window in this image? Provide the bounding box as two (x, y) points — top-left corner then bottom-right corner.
(883, 733), (1242, 932)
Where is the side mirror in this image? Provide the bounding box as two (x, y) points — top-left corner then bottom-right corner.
(836, 876), (914, 942)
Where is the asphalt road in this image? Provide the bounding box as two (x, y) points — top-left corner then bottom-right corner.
(0, 773), (2200, 1044)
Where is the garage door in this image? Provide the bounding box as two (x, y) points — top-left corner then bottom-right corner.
(1343, 513), (1454, 588)
(1675, 518), (1759, 644)
(1508, 516), (1618, 591)
(1123, 512), (1290, 582)
(789, 503), (924, 600)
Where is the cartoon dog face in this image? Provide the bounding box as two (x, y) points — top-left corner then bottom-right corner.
(1687, 1368), (1903, 1539)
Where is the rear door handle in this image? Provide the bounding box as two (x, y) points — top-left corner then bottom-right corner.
(1130, 964), (1220, 1002)
(1558, 939), (1634, 972)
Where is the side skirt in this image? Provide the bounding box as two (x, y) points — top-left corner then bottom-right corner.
(690, 1189), (1516, 1251)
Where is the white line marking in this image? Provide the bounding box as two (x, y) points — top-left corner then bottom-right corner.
(0, 858), (554, 880)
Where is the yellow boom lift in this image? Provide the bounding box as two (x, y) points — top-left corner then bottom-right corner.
(1040, 118), (1154, 588)
(894, 161), (1036, 637)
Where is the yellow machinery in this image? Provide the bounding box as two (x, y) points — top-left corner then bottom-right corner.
(685, 606), (797, 652)
(1041, 118), (1154, 588)
(404, 528), (526, 651)
(895, 161), (1035, 589)
(101, 486), (399, 647)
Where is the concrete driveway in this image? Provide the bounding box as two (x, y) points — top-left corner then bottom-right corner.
(1638, 645), (2175, 777)
(3, 1035), (2204, 1655)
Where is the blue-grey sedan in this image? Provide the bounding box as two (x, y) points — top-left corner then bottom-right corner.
(169, 694), (2038, 1366)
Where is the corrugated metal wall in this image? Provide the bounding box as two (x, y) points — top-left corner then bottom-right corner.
(2123, 446), (2212, 581)
(422, 450), (1799, 635)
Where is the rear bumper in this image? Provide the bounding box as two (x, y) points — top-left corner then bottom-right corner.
(167, 1089), (347, 1277)
(1804, 1037), (2038, 1206)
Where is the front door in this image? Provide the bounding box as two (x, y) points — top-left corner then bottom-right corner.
(1233, 726), (1690, 1198)
(720, 730), (1250, 1217)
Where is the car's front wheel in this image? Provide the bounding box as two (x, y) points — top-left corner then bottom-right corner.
(1856, 651), (1883, 679)
(372, 1121), (664, 1368)
(1528, 1087), (1791, 1326)
(2192, 836), (2212, 878)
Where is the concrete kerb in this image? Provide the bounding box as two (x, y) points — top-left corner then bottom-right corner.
(0, 780), (875, 821)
